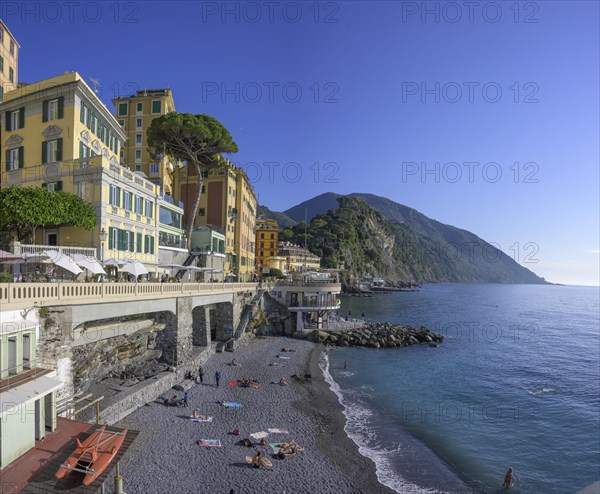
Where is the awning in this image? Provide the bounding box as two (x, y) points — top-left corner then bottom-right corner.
(0, 374), (63, 417)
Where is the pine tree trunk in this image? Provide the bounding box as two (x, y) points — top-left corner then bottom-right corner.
(185, 160), (204, 252)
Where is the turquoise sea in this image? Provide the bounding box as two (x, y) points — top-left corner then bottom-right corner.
(322, 284), (600, 493)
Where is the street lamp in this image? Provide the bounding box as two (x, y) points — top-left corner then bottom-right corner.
(99, 227), (108, 282)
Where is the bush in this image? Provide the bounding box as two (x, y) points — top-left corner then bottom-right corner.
(0, 271), (13, 282)
(269, 268), (285, 279)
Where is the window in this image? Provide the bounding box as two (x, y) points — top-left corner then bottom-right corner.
(42, 97), (64, 122)
(42, 138), (63, 163)
(109, 185), (121, 206)
(270, 233), (274, 239)
(0, 86), (3, 102)
(199, 208), (205, 216)
(0, 28), (3, 43)
(149, 163), (159, 175)
(10, 40), (15, 55)
(135, 150), (142, 160)
(123, 191), (132, 211)
(152, 100), (161, 113)
(8, 67), (13, 82)
(136, 118), (142, 129)
(145, 200), (153, 218)
(135, 164), (142, 171)
(0, 56), (3, 73)
(201, 185), (205, 193)
(260, 242), (264, 249)
(136, 102), (143, 113)
(118, 119), (125, 128)
(43, 181), (62, 192)
(5, 147), (23, 171)
(80, 100), (86, 123)
(118, 103), (128, 116)
(77, 181), (89, 200)
(136, 134), (142, 144)
(144, 235), (155, 254)
(260, 233), (264, 239)
(79, 141), (90, 158)
(5, 107), (24, 131)
(270, 251), (274, 257)
(134, 196), (144, 214)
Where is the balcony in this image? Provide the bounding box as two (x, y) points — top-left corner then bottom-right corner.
(13, 242), (97, 258)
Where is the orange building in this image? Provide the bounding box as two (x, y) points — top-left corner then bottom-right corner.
(255, 219), (279, 274)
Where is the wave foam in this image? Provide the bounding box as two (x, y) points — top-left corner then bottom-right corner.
(320, 353), (442, 494)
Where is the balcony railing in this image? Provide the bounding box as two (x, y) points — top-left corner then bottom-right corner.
(13, 242), (98, 258)
(0, 281), (258, 309)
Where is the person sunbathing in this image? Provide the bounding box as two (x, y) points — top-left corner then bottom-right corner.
(251, 451), (262, 468)
(279, 377), (287, 386)
(191, 409), (202, 419)
(279, 439), (303, 455)
(231, 358), (240, 366)
(259, 438), (267, 448)
(269, 362), (283, 367)
(169, 395), (178, 406)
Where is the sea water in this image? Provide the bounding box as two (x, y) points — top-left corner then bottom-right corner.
(322, 284), (600, 493)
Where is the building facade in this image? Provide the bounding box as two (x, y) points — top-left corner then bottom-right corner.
(175, 158), (256, 279)
(255, 219), (279, 274)
(278, 242), (321, 272)
(0, 73), (160, 269)
(112, 89), (179, 195)
(0, 20), (19, 101)
(234, 168), (257, 281)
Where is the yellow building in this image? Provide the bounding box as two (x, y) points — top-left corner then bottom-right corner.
(0, 20), (19, 101)
(174, 157), (257, 279)
(0, 72), (160, 268)
(255, 219), (279, 274)
(234, 168), (257, 281)
(278, 242), (321, 272)
(112, 89), (179, 195)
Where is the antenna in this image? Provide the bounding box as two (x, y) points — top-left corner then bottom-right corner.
(304, 208), (308, 272)
(89, 77), (101, 94)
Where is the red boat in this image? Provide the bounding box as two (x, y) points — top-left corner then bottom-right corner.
(55, 426), (128, 485)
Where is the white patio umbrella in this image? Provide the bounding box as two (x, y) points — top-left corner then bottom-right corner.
(120, 261), (148, 277)
(42, 250), (82, 276)
(72, 254), (106, 275)
(103, 258), (131, 267)
(159, 263), (186, 269)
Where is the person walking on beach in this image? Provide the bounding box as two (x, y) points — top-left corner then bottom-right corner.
(503, 467), (513, 487)
(215, 370), (221, 387)
(198, 366), (204, 384)
(183, 392), (189, 407)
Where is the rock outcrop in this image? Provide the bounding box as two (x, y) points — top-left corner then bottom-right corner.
(310, 322), (443, 348)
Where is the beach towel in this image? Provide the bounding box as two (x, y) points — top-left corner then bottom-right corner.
(269, 442), (283, 453)
(250, 431), (269, 439)
(228, 381), (238, 387)
(198, 439), (221, 447)
(222, 402), (244, 408)
(190, 416), (213, 423)
(277, 356), (291, 360)
(267, 428), (289, 434)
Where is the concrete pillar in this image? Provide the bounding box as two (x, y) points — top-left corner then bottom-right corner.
(35, 398), (45, 440)
(45, 392), (57, 432)
(175, 298), (193, 367)
(192, 306), (211, 347)
(213, 303), (234, 342)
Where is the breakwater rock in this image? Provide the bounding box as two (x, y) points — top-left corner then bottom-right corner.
(310, 323), (443, 348)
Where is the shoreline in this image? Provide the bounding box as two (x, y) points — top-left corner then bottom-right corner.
(299, 344), (396, 494)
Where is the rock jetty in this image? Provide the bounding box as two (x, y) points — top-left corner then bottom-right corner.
(310, 323), (443, 348)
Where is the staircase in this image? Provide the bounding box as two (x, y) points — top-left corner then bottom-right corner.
(175, 252), (200, 279)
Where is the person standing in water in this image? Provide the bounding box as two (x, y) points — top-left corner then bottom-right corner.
(344, 361), (349, 370)
(503, 467), (513, 487)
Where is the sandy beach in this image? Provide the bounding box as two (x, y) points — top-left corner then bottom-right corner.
(116, 336), (395, 494)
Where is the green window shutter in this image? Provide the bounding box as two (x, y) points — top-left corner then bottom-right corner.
(109, 227), (115, 250)
(150, 237), (155, 255)
(119, 230), (126, 251)
(41, 141), (48, 164)
(79, 141), (84, 158)
(144, 236), (148, 254)
(129, 232), (134, 252)
(42, 100), (48, 122)
(56, 139), (63, 161)
(18, 147), (24, 168)
(5, 111), (11, 131)
(136, 233), (142, 253)
(80, 100), (85, 123)
(152, 101), (161, 113)
(18, 107), (25, 128)
(56, 181), (63, 191)
(5, 150), (9, 171)
(87, 107), (92, 128)
(117, 188), (121, 207)
(57, 96), (64, 119)
(119, 103), (127, 116)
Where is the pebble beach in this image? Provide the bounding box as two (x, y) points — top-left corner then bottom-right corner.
(116, 337), (395, 494)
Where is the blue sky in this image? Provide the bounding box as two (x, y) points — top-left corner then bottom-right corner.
(5, 0), (599, 285)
